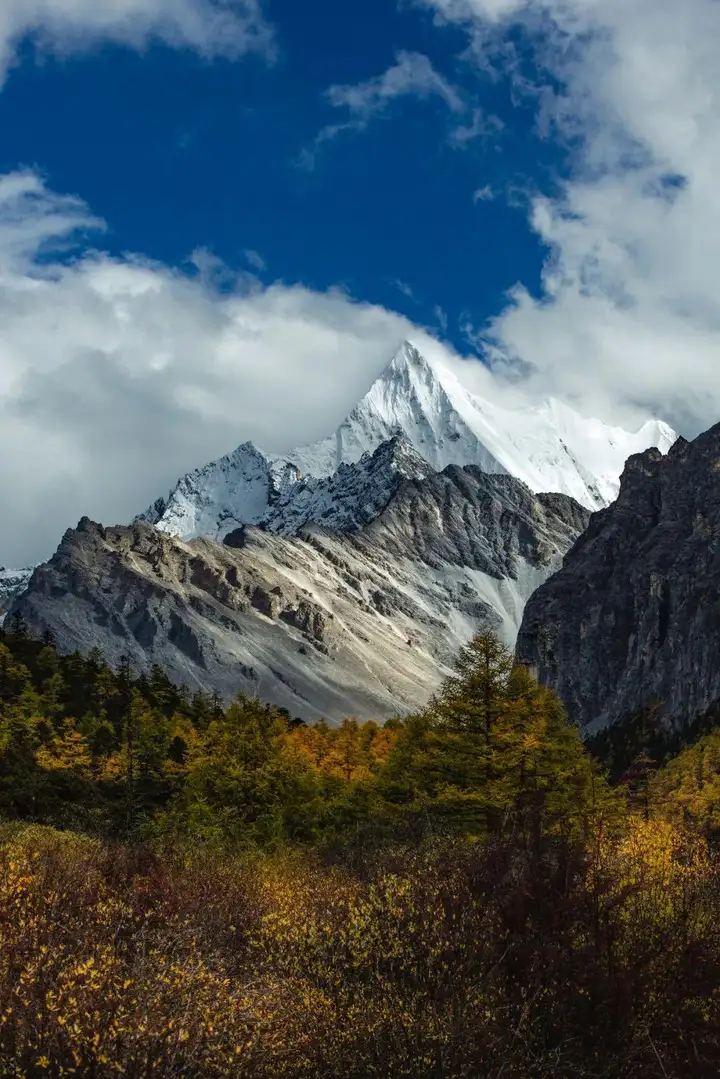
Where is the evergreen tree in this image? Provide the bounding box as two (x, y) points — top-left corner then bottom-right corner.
(157, 694), (320, 847)
(377, 632), (614, 841)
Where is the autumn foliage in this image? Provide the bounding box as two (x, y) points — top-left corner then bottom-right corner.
(0, 620), (719, 1076)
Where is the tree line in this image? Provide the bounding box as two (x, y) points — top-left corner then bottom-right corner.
(0, 615), (619, 850)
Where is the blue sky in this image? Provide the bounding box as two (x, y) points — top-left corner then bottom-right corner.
(0, 0), (550, 354)
(1, 0), (719, 564)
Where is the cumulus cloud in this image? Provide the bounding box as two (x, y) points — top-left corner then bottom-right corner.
(415, 0), (720, 433)
(0, 0), (273, 83)
(0, 170), (479, 567)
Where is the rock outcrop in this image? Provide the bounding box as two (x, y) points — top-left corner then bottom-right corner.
(11, 457), (589, 724)
(517, 425), (720, 735)
(0, 567), (34, 623)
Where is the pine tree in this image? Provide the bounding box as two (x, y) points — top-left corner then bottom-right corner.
(433, 633), (515, 740)
(157, 694), (319, 847)
(377, 632), (614, 841)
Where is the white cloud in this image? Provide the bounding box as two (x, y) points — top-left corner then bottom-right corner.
(302, 51), (465, 164)
(448, 108), (503, 148)
(0, 170), (480, 567)
(395, 280), (417, 301)
(418, 0), (720, 433)
(472, 184), (494, 202)
(0, 0), (273, 83)
(327, 50), (464, 118)
(414, 0), (528, 29)
(243, 249), (266, 272)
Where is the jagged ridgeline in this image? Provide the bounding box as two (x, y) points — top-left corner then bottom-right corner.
(10, 461), (587, 723)
(138, 341), (675, 542)
(5, 342), (672, 723)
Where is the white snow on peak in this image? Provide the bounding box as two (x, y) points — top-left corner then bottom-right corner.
(272, 341), (501, 480)
(0, 567), (34, 624)
(140, 340), (677, 541)
(139, 441), (303, 542)
(275, 341), (676, 509)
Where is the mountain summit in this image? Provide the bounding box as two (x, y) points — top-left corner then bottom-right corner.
(140, 342), (676, 543)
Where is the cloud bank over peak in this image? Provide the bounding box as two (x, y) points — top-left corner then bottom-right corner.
(0, 170), (474, 567)
(418, 0), (720, 433)
(0, 0), (274, 84)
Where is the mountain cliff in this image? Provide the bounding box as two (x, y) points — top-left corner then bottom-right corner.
(12, 449), (589, 723)
(517, 425), (720, 735)
(0, 568), (34, 624)
(140, 342), (675, 543)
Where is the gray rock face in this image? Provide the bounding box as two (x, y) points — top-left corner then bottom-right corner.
(516, 426), (720, 734)
(11, 452), (589, 724)
(0, 567), (34, 623)
(262, 434), (435, 536)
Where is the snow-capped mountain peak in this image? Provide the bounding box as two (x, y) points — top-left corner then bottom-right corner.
(281, 341), (677, 509)
(139, 440), (303, 541)
(139, 340), (677, 542)
(379, 339), (438, 391)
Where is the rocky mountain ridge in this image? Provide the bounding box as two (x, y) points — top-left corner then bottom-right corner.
(13, 455), (590, 723)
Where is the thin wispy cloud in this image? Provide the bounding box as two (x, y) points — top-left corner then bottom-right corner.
(243, 249), (267, 272)
(302, 50), (465, 165)
(396, 280), (418, 301)
(472, 184), (495, 202)
(448, 107), (504, 148)
(327, 50), (464, 118)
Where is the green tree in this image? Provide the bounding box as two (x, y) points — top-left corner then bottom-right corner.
(157, 695), (320, 848)
(377, 632), (614, 842)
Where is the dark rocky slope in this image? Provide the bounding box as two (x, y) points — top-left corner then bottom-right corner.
(517, 426), (720, 734)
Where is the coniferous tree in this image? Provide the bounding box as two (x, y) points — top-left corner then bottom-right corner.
(377, 632), (614, 841)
